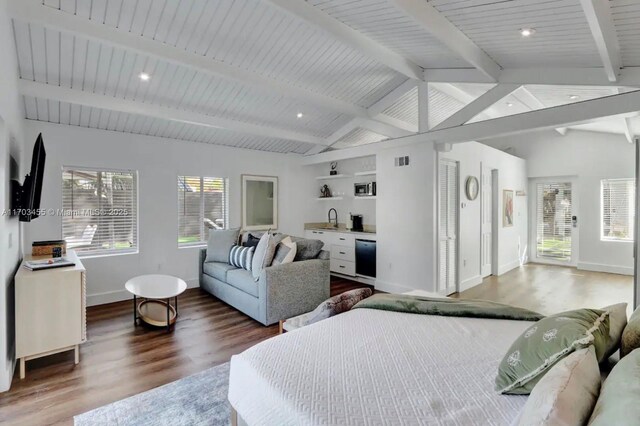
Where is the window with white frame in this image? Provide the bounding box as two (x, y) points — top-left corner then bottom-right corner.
(178, 176), (228, 246)
(62, 168), (138, 257)
(601, 178), (635, 241)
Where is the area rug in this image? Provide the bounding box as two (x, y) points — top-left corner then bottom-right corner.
(74, 362), (230, 425)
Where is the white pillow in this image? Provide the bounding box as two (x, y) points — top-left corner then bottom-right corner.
(271, 236), (297, 266)
(517, 347), (600, 426)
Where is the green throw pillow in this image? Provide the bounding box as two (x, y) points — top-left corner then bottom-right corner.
(588, 348), (640, 426)
(496, 309), (610, 395)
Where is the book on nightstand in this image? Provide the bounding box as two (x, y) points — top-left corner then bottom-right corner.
(23, 257), (75, 271)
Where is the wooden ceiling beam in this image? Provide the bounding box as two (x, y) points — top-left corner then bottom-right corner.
(393, 0), (502, 81)
(580, 0), (622, 82)
(19, 80), (325, 147)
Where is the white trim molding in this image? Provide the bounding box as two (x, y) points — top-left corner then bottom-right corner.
(577, 262), (634, 276)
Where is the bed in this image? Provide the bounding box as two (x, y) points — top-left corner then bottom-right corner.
(228, 307), (534, 425)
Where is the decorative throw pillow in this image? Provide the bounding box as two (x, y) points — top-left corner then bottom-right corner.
(621, 306), (640, 357)
(229, 245), (254, 271)
(307, 288), (373, 325)
(496, 309), (610, 395)
(205, 228), (240, 263)
(242, 233), (261, 248)
(250, 231), (283, 281)
(291, 237), (324, 261)
(516, 347), (601, 426)
(602, 303), (628, 358)
(271, 236), (297, 266)
(588, 348), (640, 425)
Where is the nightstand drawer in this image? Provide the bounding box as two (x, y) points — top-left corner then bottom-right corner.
(330, 245), (355, 261)
(331, 259), (356, 276)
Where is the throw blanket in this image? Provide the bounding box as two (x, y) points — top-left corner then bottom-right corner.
(353, 294), (544, 321)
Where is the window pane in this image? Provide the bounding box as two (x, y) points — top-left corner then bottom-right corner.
(536, 182), (572, 261)
(602, 179), (635, 241)
(178, 176), (227, 246)
(62, 168), (138, 257)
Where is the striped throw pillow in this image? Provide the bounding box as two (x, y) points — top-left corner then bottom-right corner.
(229, 245), (254, 271)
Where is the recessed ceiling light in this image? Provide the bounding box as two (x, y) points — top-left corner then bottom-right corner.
(296, 112), (304, 119)
(506, 102), (514, 107)
(138, 72), (150, 81)
(568, 95), (580, 100)
(520, 28), (536, 37)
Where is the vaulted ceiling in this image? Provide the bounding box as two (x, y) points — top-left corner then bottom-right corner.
(8, 0), (640, 154)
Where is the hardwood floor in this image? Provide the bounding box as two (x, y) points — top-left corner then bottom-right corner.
(455, 263), (634, 316)
(0, 266), (633, 425)
(0, 277), (370, 426)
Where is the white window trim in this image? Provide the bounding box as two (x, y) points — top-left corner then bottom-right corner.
(62, 166), (139, 258)
(601, 178), (635, 243)
(177, 176), (229, 248)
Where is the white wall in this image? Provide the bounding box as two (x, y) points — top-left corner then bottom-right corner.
(485, 130), (635, 275)
(0, 0), (25, 392)
(375, 143), (437, 293)
(23, 121), (308, 306)
(440, 142), (528, 290)
(306, 156), (377, 227)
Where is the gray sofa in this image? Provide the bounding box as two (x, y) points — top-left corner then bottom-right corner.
(199, 239), (330, 326)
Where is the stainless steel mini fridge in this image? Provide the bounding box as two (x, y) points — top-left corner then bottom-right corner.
(355, 239), (376, 278)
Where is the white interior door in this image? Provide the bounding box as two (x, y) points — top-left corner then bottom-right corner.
(438, 159), (458, 295)
(532, 181), (576, 265)
(481, 166), (493, 277)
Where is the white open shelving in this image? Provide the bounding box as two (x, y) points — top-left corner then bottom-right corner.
(316, 197), (344, 201)
(353, 171), (376, 177)
(354, 196), (376, 200)
(315, 174), (351, 180)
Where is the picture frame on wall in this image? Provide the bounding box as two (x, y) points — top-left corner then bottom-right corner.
(503, 189), (514, 227)
(241, 175), (278, 231)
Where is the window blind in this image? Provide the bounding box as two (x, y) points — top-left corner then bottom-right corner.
(178, 176), (228, 246)
(602, 178), (635, 241)
(62, 168), (138, 257)
(536, 182), (572, 261)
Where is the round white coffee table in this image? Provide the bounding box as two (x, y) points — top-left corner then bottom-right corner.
(125, 274), (187, 331)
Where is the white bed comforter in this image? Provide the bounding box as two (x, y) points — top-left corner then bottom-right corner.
(229, 308), (531, 426)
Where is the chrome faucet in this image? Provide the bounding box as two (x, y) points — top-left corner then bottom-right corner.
(328, 208), (338, 228)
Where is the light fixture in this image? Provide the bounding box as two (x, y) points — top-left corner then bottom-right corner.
(506, 102), (514, 107)
(520, 28), (536, 37)
(296, 112), (304, 119)
(568, 94), (580, 100)
(138, 72), (150, 81)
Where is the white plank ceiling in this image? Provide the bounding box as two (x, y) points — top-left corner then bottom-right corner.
(6, 0), (640, 153)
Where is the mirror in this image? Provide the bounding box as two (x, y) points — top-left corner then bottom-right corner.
(242, 175), (278, 231)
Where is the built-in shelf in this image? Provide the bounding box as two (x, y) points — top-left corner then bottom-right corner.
(353, 171), (377, 177)
(315, 174), (351, 180)
(316, 197), (344, 201)
(354, 196), (376, 200)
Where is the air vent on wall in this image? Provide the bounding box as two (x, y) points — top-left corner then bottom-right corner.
(394, 156), (410, 167)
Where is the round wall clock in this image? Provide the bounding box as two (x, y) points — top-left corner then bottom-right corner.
(465, 176), (479, 201)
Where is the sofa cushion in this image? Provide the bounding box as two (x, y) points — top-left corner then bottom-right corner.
(205, 228), (240, 263)
(290, 237), (324, 261)
(272, 237), (297, 266)
(203, 262), (238, 282)
(227, 269), (259, 298)
(251, 232), (284, 281)
(621, 306), (640, 357)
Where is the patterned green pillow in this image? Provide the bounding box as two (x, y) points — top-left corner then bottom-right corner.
(496, 309), (610, 395)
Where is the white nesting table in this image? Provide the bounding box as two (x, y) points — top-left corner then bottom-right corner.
(125, 274), (187, 332)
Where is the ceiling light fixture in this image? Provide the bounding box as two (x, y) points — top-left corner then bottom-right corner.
(506, 102), (514, 107)
(520, 28), (536, 37)
(138, 72), (150, 81)
(296, 112), (304, 119)
(569, 95), (580, 100)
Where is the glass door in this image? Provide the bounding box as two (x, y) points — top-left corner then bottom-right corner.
(535, 182), (574, 263)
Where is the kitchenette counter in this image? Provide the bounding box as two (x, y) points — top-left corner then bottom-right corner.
(304, 223), (376, 236)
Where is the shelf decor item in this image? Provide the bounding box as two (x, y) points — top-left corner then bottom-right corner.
(320, 184), (332, 198)
(465, 176), (479, 201)
(329, 161), (338, 176)
(32, 240), (67, 257)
